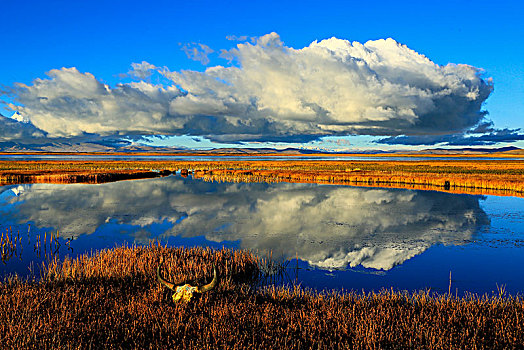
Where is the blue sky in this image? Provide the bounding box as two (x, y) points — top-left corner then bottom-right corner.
(1, 0), (523, 150)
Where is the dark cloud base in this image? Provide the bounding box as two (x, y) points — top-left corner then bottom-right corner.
(377, 128), (524, 146)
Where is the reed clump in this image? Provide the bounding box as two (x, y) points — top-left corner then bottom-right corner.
(1, 225), (71, 264)
(1, 245), (523, 349)
(1, 227), (23, 264)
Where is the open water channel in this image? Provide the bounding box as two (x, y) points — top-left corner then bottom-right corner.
(1, 174), (523, 296)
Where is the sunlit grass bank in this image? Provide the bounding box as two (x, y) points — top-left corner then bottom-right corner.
(1, 159), (524, 196)
(1, 245), (523, 349)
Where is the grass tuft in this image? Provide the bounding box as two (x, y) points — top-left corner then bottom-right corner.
(1, 244), (523, 349)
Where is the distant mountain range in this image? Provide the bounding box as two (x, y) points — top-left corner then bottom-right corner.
(0, 141), (521, 156)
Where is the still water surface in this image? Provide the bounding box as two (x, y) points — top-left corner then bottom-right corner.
(1, 175), (523, 296)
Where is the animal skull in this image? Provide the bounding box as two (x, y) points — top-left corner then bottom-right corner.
(157, 256), (218, 303)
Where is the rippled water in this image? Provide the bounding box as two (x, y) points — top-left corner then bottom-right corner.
(1, 175), (523, 296)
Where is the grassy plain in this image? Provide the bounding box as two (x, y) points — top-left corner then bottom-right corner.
(2, 157), (524, 348)
(1, 245), (523, 349)
(1, 157), (524, 196)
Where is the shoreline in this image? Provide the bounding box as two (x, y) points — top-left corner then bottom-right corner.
(1, 159), (524, 197)
(1, 245), (523, 349)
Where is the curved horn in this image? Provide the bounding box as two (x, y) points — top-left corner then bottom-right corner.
(196, 265), (218, 293)
(157, 256), (176, 290)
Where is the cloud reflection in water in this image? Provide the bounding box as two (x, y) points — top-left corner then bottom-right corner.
(1, 176), (489, 271)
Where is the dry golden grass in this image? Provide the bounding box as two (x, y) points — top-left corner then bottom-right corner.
(1, 226), (74, 265)
(1, 227), (23, 263)
(196, 166), (524, 197)
(1, 159), (524, 196)
(1, 245), (523, 349)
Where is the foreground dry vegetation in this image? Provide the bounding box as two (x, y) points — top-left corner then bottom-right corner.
(1, 158), (524, 196)
(1, 245), (523, 349)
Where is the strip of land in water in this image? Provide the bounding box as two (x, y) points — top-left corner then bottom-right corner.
(1, 157), (524, 197)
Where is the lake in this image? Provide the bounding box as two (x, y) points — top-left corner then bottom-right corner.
(1, 174), (523, 296)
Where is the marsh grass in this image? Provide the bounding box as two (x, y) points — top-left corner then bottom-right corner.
(1, 227), (22, 264)
(2, 159), (524, 196)
(1, 244), (523, 349)
(1, 226), (68, 266)
(195, 164), (524, 196)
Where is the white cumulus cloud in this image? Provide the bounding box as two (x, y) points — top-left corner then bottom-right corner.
(7, 33), (493, 144)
